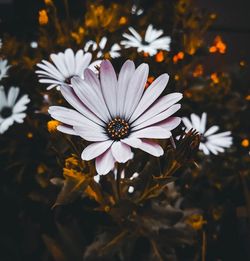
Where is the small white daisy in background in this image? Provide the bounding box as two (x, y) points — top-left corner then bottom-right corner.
(0, 86), (30, 134)
(49, 60), (182, 174)
(30, 41), (38, 48)
(182, 112), (233, 155)
(36, 48), (97, 90)
(131, 4), (144, 16)
(84, 36), (121, 59)
(121, 24), (171, 56)
(0, 59), (11, 81)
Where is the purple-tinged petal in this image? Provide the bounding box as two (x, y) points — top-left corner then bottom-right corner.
(117, 60), (135, 117)
(137, 140), (164, 157)
(95, 148), (116, 175)
(132, 104), (181, 131)
(111, 141), (133, 163)
(81, 140), (113, 161)
(124, 63), (149, 119)
(130, 126), (171, 139)
(100, 60), (118, 117)
(130, 73), (169, 122)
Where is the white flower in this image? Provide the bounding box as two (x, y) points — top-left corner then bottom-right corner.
(182, 113), (233, 155)
(131, 4), (144, 16)
(30, 41), (38, 48)
(36, 48), (96, 90)
(0, 59), (11, 81)
(49, 60), (182, 174)
(84, 36), (121, 59)
(0, 86), (30, 134)
(121, 24), (171, 56)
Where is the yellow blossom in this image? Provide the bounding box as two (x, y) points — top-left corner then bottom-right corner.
(47, 120), (60, 133)
(119, 16), (127, 25)
(39, 9), (49, 25)
(209, 36), (226, 54)
(186, 214), (207, 230)
(44, 0), (52, 5)
(210, 73), (219, 84)
(241, 139), (249, 147)
(155, 51), (164, 63)
(193, 64), (204, 77)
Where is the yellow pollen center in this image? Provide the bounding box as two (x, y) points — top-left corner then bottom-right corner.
(106, 117), (130, 140)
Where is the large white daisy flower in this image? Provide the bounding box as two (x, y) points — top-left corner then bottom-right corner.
(36, 48), (95, 90)
(49, 60), (182, 175)
(121, 24), (171, 56)
(84, 36), (121, 59)
(0, 59), (11, 81)
(0, 86), (30, 134)
(182, 113), (233, 155)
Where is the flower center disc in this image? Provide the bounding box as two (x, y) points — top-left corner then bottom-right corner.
(106, 117), (130, 140)
(0, 106), (12, 119)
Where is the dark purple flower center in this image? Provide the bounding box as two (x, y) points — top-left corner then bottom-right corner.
(200, 135), (207, 143)
(0, 106), (12, 119)
(106, 117), (130, 140)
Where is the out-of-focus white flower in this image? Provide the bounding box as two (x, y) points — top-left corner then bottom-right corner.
(121, 24), (171, 56)
(84, 36), (121, 59)
(36, 48), (97, 90)
(131, 4), (144, 16)
(49, 60), (182, 174)
(0, 39), (2, 49)
(0, 86), (30, 134)
(0, 59), (11, 81)
(182, 112), (233, 155)
(30, 41), (38, 48)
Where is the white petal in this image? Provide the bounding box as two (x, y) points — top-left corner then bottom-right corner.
(75, 51), (92, 76)
(131, 126), (171, 139)
(154, 117), (181, 131)
(0, 117), (14, 134)
(199, 143), (210, 155)
(190, 113), (201, 132)
(204, 125), (219, 137)
(182, 117), (193, 130)
(71, 76), (111, 122)
(60, 84), (105, 126)
(81, 140), (113, 161)
(50, 53), (69, 78)
(12, 113), (26, 123)
(124, 63), (149, 119)
(138, 139), (164, 157)
(131, 93), (182, 127)
(100, 60), (118, 117)
(199, 113), (207, 134)
(7, 87), (19, 106)
(95, 148), (116, 175)
(13, 95), (30, 114)
(121, 137), (142, 148)
(132, 104), (181, 131)
(73, 125), (109, 142)
(129, 73), (169, 122)
(128, 27), (142, 41)
(49, 106), (101, 128)
(99, 37), (107, 49)
(117, 60), (135, 117)
(111, 141), (133, 163)
(57, 125), (78, 135)
(208, 131), (232, 140)
(64, 49), (75, 76)
(0, 86), (7, 109)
